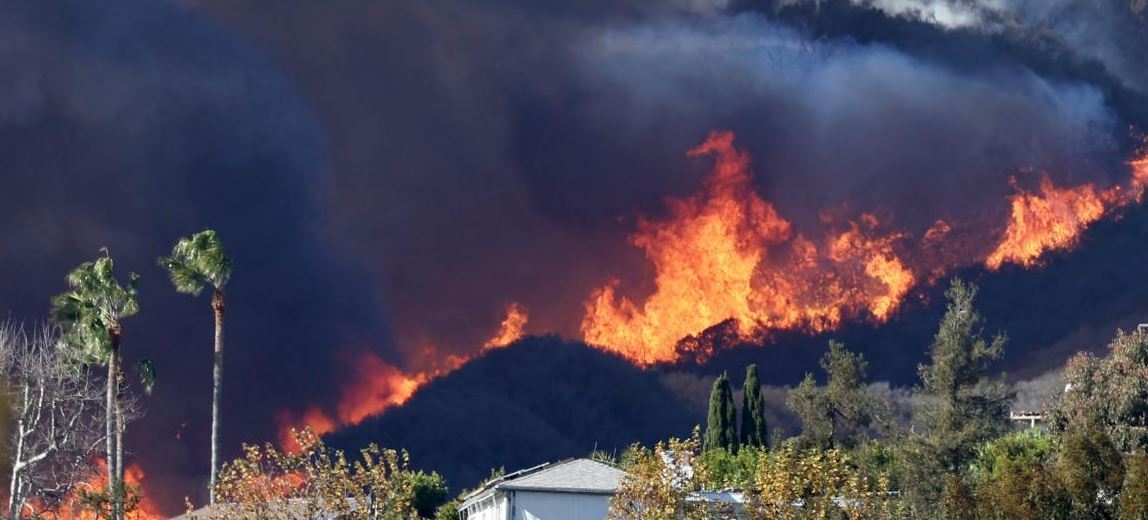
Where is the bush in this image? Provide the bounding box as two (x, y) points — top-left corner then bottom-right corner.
(969, 429), (1056, 482)
(1059, 428), (1125, 519)
(974, 457), (1070, 520)
(1121, 455), (1148, 520)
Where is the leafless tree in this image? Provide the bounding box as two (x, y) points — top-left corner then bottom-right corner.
(1, 322), (116, 520)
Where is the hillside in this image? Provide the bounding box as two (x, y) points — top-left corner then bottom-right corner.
(327, 336), (699, 491)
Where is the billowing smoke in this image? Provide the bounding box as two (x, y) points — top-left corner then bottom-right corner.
(0, 0), (1145, 513)
(0, 1), (392, 510)
(772, 0), (1148, 95)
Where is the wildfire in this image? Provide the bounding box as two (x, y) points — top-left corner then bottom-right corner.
(45, 461), (164, 520)
(986, 146), (1148, 271)
(482, 303), (529, 350)
(277, 346), (471, 451)
(984, 175), (1106, 269)
(580, 131), (915, 365)
(579, 133), (1148, 365)
(275, 136), (1148, 459)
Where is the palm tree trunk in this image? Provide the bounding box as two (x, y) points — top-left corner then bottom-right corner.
(209, 289), (225, 504)
(106, 346), (118, 519)
(107, 325), (123, 520)
(115, 391), (125, 520)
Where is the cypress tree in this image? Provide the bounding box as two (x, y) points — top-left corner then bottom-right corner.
(704, 372), (738, 452)
(722, 374), (738, 452)
(739, 364), (768, 448)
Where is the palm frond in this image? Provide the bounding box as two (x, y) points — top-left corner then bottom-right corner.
(49, 251), (140, 364)
(159, 229), (232, 295)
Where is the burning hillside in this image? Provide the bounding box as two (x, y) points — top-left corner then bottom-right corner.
(281, 131), (1148, 442)
(581, 131), (1148, 365)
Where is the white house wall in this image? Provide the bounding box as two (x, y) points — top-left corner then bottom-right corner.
(468, 494), (510, 520)
(513, 490), (610, 520)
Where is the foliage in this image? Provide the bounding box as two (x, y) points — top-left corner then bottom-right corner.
(696, 446), (761, 489)
(972, 453), (1070, 520)
(1121, 455), (1148, 520)
(748, 443), (899, 520)
(608, 433), (708, 520)
(908, 279), (1013, 504)
(1, 323), (107, 520)
(1051, 329), (1148, 453)
(432, 498), (462, 520)
(938, 474), (976, 520)
(193, 428), (421, 520)
(410, 471), (449, 518)
(158, 229), (232, 295)
(968, 429), (1056, 482)
(49, 252), (142, 520)
(76, 483), (147, 520)
(740, 364), (768, 449)
(704, 372), (738, 453)
(1058, 427), (1125, 519)
(787, 341), (876, 450)
(49, 255), (139, 364)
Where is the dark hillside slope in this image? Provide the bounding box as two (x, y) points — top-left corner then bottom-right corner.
(328, 336), (698, 492)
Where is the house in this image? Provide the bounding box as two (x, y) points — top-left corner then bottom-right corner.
(458, 458), (626, 520)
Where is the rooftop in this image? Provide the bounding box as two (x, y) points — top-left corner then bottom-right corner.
(461, 458), (627, 508)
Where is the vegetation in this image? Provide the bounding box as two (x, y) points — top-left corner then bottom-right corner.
(0, 323), (107, 519)
(49, 252), (142, 520)
(610, 279), (1148, 520)
(159, 229), (233, 504)
(788, 340), (877, 450)
(187, 428), (422, 520)
(740, 364), (768, 449)
(704, 372), (739, 453)
(6, 233), (1148, 520)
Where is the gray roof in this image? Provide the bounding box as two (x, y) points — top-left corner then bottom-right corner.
(499, 458), (626, 493)
(461, 458), (627, 509)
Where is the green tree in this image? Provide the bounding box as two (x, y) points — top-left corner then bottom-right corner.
(914, 279), (1013, 473)
(432, 498), (462, 520)
(971, 431), (1069, 520)
(410, 471), (448, 518)
(704, 372), (738, 453)
(1121, 455), (1148, 520)
(938, 475), (976, 520)
(50, 253), (140, 520)
(740, 364), (768, 449)
(787, 341), (874, 450)
(159, 229), (232, 503)
(609, 435), (707, 520)
(787, 374), (832, 449)
(1059, 427), (1124, 519)
(1051, 329), (1148, 453)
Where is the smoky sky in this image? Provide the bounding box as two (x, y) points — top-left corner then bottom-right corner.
(1, 0), (1145, 512)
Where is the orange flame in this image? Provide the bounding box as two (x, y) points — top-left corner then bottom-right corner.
(580, 133), (1148, 365)
(482, 303), (529, 350)
(276, 347), (471, 451)
(42, 461), (163, 520)
(580, 131), (915, 365)
(984, 174), (1106, 269)
(986, 146), (1148, 271)
(278, 137), (1148, 460)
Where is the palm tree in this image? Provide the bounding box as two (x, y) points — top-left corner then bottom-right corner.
(50, 251), (139, 520)
(158, 229), (231, 504)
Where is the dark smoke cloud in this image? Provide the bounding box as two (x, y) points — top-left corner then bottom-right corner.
(0, 1), (390, 510)
(201, 0), (1136, 363)
(1, 0), (1146, 512)
(770, 0), (1148, 95)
